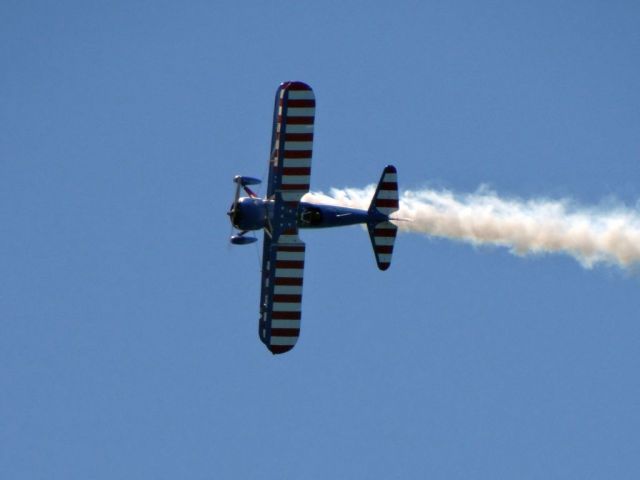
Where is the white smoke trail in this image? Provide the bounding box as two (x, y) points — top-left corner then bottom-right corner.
(303, 186), (640, 269)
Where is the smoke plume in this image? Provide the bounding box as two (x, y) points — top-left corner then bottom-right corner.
(303, 186), (640, 269)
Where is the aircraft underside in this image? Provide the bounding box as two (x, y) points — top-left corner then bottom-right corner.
(227, 81), (399, 354)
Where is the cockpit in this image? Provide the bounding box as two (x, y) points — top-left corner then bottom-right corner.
(299, 206), (323, 226)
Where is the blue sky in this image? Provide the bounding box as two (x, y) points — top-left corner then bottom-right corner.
(2, 1), (640, 478)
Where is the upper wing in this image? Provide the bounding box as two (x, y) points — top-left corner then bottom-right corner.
(258, 229), (306, 354)
(259, 81), (314, 354)
(266, 81), (315, 203)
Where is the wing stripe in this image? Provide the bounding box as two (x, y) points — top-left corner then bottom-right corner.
(275, 260), (304, 269)
(287, 88), (315, 98)
(270, 337), (298, 346)
(280, 124), (313, 134)
(271, 311), (302, 320)
(283, 107), (315, 117)
(279, 158), (311, 167)
(278, 115), (314, 125)
(276, 251), (305, 261)
(274, 285), (303, 295)
(274, 268), (304, 278)
(271, 319), (301, 329)
(279, 132), (314, 142)
(276, 245), (305, 252)
(280, 185), (310, 192)
(283, 150), (312, 159)
(284, 141), (314, 151)
(271, 328), (300, 337)
(283, 99), (315, 107)
(273, 294), (302, 303)
(274, 277), (304, 286)
(281, 175), (311, 184)
(282, 167), (311, 176)
(273, 302), (303, 312)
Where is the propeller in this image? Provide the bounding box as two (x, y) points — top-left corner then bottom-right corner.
(228, 175), (262, 245)
(227, 179), (242, 227)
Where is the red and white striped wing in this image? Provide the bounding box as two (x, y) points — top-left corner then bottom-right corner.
(259, 82), (314, 354)
(269, 82), (315, 204)
(259, 231), (305, 355)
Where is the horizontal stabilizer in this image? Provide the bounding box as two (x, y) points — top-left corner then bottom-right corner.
(367, 221), (397, 270)
(367, 165), (399, 270)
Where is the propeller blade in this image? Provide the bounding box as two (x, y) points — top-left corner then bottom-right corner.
(228, 180), (242, 224)
(233, 175), (261, 186)
(230, 234), (257, 245)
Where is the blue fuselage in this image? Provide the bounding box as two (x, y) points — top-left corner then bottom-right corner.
(230, 197), (386, 232)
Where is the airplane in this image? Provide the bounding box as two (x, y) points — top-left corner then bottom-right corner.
(227, 81), (399, 354)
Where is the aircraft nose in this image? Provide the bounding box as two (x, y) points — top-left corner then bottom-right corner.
(228, 202), (242, 228)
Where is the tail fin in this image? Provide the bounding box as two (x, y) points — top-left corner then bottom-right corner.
(367, 165), (399, 271)
(368, 165), (399, 217)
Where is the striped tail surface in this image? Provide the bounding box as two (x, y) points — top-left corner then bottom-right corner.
(367, 221), (397, 270)
(367, 165), (399, 270)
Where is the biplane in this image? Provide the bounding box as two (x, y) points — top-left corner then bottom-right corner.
(227, 81), (399, 354)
